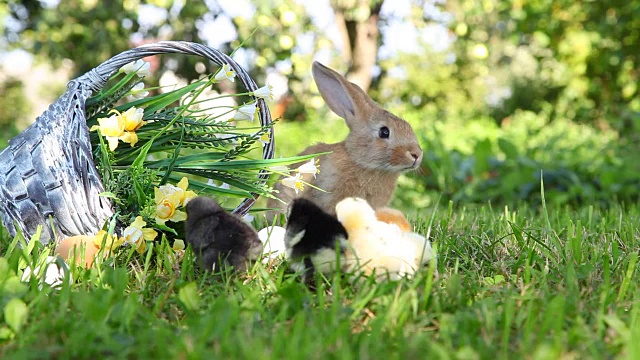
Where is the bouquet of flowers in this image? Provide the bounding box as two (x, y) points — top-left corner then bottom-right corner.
(78, 56), (315, 261)
(0, 42), (319, 268)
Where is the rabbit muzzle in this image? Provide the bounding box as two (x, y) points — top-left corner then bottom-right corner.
(409, 146), (423, 169)
(393, 143), (423, 171)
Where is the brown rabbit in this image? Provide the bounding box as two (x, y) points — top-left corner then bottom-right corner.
(269, 62), (423, 217)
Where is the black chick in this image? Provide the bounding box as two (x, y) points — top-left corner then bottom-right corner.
(185, 196), (263, 273)
(284, 198), (349, 283)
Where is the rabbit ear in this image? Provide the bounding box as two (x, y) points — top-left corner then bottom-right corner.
(312, 61), (372, 125)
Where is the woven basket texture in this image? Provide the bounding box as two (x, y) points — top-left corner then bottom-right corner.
(0, 41), (274, 245)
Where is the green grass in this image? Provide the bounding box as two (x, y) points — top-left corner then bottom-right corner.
(1, 200), (639, 359)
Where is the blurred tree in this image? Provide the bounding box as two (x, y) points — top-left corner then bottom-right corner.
(4, 0), (211, 79)
(376, 0), (639, 138)
(330, 0), (384, 91)
(5, 0), (639, 134)
(3, 0), (388, 121)
(229, 1), (327, 121)
(0, 77), (31, 148)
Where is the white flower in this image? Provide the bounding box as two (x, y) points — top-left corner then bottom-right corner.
(123, 226), (143, 246)
(281, 173), (304, 194)
(233, 102), (258, 121)
(252, 84), (273, 101)
(214, 64), (236, 82)
(269, 165), (290, 173)
(127, 83), (149, 101)
(297, 159), (319, 178)
(259, 132), (271, 145)
(121, 59), (151, 77)
(207, 179), (230, 190)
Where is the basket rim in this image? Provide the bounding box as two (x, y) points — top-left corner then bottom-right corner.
(0, 41), (274, 242)
(81, 41), (274, 216)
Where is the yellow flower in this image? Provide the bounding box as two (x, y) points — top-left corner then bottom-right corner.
(155, 177), (197, 207)
(95, 113), (124, 137)
(177, 177), (198, 205)
(173, 239), (185, 254)
(91, 113), (124, 151)
(154, 191), (187, 225)
(120, 107), (145, 131)
(90, 107), (145, 151)
(154, 177), (196, 224)
(123, 216), (158, 254)
(119, 131), (139, 147)
(92, 230), (124, 250)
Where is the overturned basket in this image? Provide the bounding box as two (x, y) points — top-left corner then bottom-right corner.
(0, 41), (274, 245)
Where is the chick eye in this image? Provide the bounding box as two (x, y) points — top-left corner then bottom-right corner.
(378, 126), (390, 139)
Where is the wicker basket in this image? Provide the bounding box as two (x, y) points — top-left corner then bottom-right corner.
(0, 41), (274, 245)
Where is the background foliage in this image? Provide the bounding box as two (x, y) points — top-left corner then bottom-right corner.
(1, 2), (639, 358)
(2, 0), (639, 210)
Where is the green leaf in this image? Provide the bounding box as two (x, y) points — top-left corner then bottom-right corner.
(145, 152), (229, 168)
(153, 223), (179, 236)
(0, 326), (14, 340)
(178, 282), (201, 311)
(604, 314), (630, 340)
(0, 277), (29, 301)
(498, 138), (518, 159)
(0, 257), (12, 282)
(157, 153), (327, 172)
(482, 274), (506, 286)
(98, 192), (119, 199)
(178, 177), (252, 198)
(473, 139), (492, 174)
(130, 81), (209, 169)
(135, 80), (205, 115)
(86, 71), (135, 105)
(4, 298), (29, 333)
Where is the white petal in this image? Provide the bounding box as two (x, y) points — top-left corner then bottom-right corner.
(252, 84), (273, 100)
(214, 64), (236, 82)
(269, 165), (289, 173)
(233, 102), (257, 121)
(122, 60), (151, 77)
(297, 159), (318, 177)
(281, 173), (301, 193)
(131, 83), (145, 92)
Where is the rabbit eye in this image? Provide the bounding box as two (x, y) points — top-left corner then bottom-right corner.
(378, 126), (390, 139)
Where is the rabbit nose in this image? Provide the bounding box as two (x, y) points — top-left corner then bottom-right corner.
(409, 146), (423, 166)
(411, 146), (423, 159)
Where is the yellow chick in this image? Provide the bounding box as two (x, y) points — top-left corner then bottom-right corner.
(375, 207), (411, 232)
(335, 197), (435, 281)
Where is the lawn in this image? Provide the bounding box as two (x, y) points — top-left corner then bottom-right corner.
(0, 197), (638, 359)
